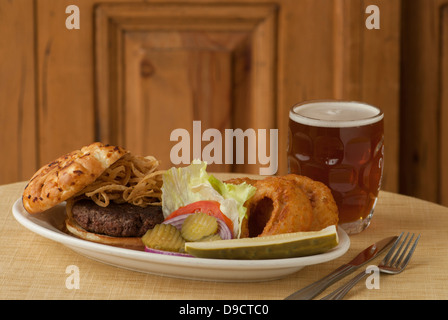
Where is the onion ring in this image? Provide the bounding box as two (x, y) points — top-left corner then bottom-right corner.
(240, 177), (314, 238)
(281, 174), (339, 231)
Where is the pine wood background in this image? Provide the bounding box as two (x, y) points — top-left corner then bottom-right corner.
(1, 0), (447, 205)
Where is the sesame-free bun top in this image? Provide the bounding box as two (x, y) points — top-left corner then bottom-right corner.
(22, 142), (127, 214)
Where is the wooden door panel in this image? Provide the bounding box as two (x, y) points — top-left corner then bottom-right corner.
(95, 2), (277, 174)
(124, 32), (234, 172)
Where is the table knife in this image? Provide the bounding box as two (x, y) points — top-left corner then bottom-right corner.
(284, 235), (398, 300)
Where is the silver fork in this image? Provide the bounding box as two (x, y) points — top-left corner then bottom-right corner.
(321, 232), (421, 300)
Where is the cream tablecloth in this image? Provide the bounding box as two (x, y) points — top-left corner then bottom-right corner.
(1, 180), (447, 299)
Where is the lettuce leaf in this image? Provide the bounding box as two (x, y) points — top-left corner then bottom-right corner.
(161, 160), (256, 238)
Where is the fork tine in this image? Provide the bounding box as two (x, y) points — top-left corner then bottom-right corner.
(401, 234), (421, 268)
(382, 232), (404, 265)
(389, 232), (410, 266)
(395, 233), (415, 267)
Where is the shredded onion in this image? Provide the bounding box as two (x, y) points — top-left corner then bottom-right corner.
(144, 247), (193, 257)
(163, 213), (233, 240)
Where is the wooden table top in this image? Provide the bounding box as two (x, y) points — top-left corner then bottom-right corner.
(1, 180), (447, 300)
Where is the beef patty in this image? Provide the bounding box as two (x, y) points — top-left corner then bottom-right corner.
(71, 199), (164, 237)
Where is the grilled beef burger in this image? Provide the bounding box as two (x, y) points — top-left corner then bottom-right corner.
(22, 142), (165, 247)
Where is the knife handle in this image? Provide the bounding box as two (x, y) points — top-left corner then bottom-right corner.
(284, 264), (355, 300)
(320, 270), (368, 300)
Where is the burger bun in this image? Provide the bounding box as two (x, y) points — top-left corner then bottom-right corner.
(22, 142), (127, 214)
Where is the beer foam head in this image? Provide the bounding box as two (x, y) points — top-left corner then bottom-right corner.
(290, 101), (383, 128)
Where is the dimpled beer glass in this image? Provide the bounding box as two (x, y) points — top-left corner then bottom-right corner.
(288, 101), (384, 234)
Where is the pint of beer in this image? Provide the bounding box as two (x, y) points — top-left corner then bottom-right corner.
(288, 101), (384, 234)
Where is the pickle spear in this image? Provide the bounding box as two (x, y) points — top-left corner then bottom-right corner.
(184, 225), (338, 259)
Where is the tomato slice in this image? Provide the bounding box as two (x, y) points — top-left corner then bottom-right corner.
(165, 201), (234, 236)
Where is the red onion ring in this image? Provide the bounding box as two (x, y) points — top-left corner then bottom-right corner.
(144, 247), (193, 257)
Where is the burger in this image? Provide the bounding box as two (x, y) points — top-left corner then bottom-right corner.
(22, 142), (165, 248)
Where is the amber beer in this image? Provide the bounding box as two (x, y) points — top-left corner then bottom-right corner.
(288, 101), (384, 234)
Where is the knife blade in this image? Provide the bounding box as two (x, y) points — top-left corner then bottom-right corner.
(284, 235), (398, 300)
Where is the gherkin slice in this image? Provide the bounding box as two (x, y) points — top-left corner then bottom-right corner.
(181, 211), (218, 242)
(142, 224), (185, 253)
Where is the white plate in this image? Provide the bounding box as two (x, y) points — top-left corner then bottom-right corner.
(12, 198), (350, 282)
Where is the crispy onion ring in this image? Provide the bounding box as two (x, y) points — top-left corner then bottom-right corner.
(239, 177), (314, 238)
(281, 174), (339, 231)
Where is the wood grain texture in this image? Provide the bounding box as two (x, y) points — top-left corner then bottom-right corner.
(35, 0), (99, 165)
(440, 5), (448, 206)
(400, 0), (448, 204)
(0, 0), (37, 183)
